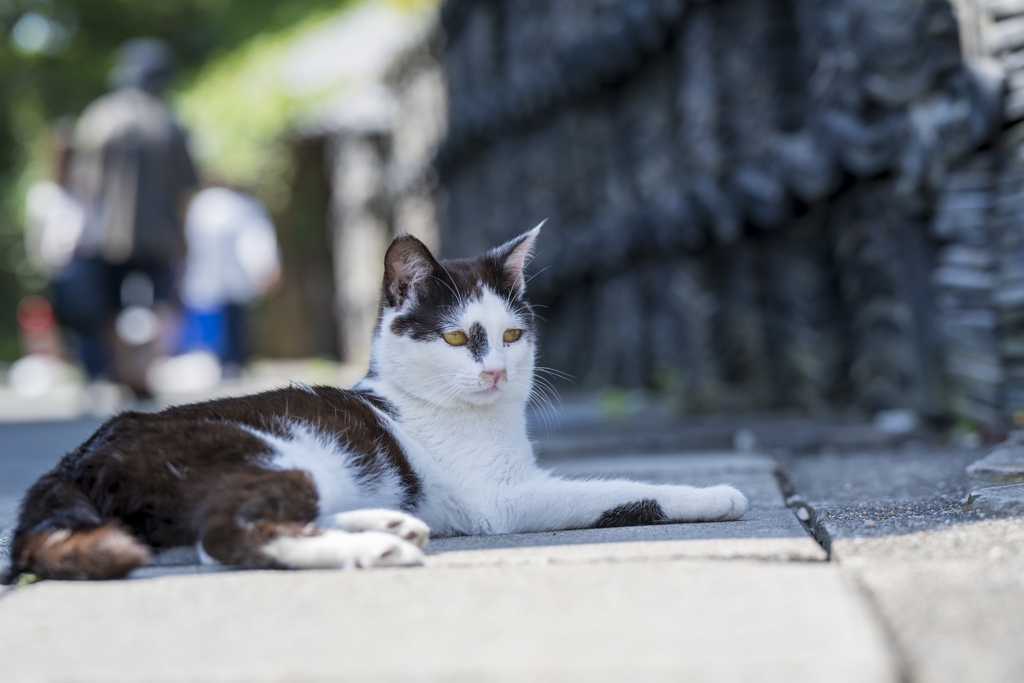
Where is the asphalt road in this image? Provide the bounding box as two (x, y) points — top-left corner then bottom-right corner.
(0, 418), (105, 554)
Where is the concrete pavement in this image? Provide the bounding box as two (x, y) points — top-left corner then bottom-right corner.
(1, 387), (1022, 681)
(779, 444), (1024, 683)
(0, 562), (893, 683)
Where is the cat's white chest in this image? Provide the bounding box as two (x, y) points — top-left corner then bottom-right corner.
(388, 412), (539, 535)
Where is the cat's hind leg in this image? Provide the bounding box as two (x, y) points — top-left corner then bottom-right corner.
(322, 509), (430, 549)
(195, 469), (424, 570)
(11, 476), (151, 581)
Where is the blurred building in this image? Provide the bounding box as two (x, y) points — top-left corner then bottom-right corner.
(409, 0), (1023, 427)
(274, 3), (442, 366)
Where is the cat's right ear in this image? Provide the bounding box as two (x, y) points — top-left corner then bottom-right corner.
(490, 219), (544, 297)
(383, 234), (439, 311)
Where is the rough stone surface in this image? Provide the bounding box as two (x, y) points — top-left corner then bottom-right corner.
(966, 441), (1024, 492)
(964, 484), (1024, 516)
(775, 443), (984, 544)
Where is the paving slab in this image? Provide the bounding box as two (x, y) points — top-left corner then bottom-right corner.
(131, 508), (825, 577)
(779, 445), (1024, 683)
(832, 520), (1024, 683)
(425, 450), (816, 565)
(0, 560), (895, 683)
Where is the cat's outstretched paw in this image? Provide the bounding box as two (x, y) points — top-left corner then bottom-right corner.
(323, 509), (431, 549)
(348, 532), (425, 568)
(705, 485), (749, 521)
(263, 530), (425, 569)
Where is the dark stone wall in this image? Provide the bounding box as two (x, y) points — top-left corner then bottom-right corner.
(433, 0), (1008, 418)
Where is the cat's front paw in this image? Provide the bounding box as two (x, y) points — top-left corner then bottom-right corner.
(348, 532), (426, 568)
(263, 530), (425, 569)
(705, 485), (748, 521)
(323, 509), (430, 549)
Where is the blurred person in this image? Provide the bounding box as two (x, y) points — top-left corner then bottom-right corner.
(15, 119), (89, 397)
(70, 37), (200, 397)
(22, 118), (113, 380)
(178, 185), (281, 377)
(24, 118), (85, 279)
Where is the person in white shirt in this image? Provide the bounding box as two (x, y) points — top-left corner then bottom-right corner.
(180, 185), (281, 374)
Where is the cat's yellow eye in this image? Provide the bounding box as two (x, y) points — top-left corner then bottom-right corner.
(443, 330), (467, 346)
(503, 328), (522, 343)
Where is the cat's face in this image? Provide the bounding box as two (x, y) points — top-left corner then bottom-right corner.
(373, 227), (541, 408)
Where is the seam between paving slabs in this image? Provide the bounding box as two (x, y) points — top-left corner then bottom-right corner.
(771, 455), (911, 683)
(771, 455), (834, 558)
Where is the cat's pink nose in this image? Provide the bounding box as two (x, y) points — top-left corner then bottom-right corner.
(483, 369), (506, 386)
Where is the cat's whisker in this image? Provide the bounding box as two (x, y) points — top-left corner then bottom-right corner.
(409, 378), (462, 408)
(398, 380), (446, 401)
(404, 375), (451, 390)
(402, 372), (462, 407)
(535, 365), (576, 383)
(531, 374), (563, 404)
(532, 404), (561, 433)
(526, 381), (563, 432)
(531, 372), (561, 393)
(524, 266), (551, 285)
(431, 382), (465, 410)
(530, 377), (564, 414)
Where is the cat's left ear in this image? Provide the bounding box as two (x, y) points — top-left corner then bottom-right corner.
(383, 233), (440, 311)
(491, 220), (544, 296)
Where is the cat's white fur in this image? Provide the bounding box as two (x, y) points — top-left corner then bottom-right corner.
(252, 225), (747, 568)
(262, 529), (425, 569)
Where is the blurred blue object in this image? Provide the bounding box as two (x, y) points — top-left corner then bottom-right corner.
(179, 305), (226, 358)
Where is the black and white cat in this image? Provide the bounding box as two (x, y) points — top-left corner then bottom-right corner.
(8, 225), (747, 581)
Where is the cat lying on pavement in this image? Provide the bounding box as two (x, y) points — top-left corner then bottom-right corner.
(7, 224), (747, 581)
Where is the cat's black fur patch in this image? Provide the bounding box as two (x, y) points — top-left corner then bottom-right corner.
(593, 499), (667, 528)
(466, 322), (488, 361)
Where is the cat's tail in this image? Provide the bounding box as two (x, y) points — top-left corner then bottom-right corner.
(5, 476), (151, 583)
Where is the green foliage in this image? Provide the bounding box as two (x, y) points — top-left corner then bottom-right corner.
(177, 0), (439, 207)
(175, 8), (351, 208)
